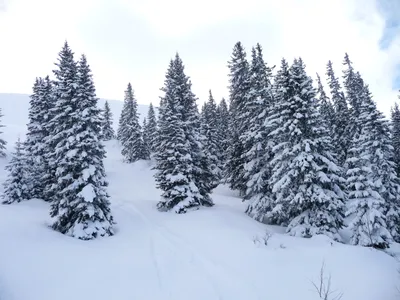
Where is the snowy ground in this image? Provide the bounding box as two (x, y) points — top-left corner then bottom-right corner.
(0, 94), (398, 300)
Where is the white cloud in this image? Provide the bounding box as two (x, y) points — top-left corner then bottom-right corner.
(0, 0), (398, 116)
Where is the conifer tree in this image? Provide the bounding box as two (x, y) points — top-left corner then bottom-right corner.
(141, 117), (151, 159)
(144, 102), (158, 155)
(120, 83), (147, 162)
(225, 42), (251, 194)
(201, 90), (222, 188)
(216, 98), (229, 168)
(345, 84), (398, 248)
(0, 108), (7, 158)
(391, 103), (400, 177)
(24, 76), (54, 200)
(316, 73), (335, 135)
(242, 44), (274, 201)
(155, 55), (213, 213)
(2, 138), (30, 204)
(101, 100), (115, 140)
(245, 58), (289, 221)
(47, 45), (113, 239)
(174, 55), (214, 205)
(266, 58), (345, 240)
(326, 60), (350, 166)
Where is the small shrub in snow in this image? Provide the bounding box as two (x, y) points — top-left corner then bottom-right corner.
(311, 263), (343, 300)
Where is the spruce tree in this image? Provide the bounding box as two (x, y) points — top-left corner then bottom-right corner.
(326, 60), (350, 167)
(200, 90), (222, 188)
(47, 46), (113, 239)
(101, 100), (115, 141)
(24, 76), (54, 200)
(391, 103), (400, 177)
(144, 102), (158, 155)
(0, 107), (7, 158)
(316, 73), (335, 135)
(225, 42), (251, 194)
(266, 58), (345, 240)
(345, 85), (398, 248)
(245, 58), (289, 221)
(242, 44), (274, 202)
(216, 97), (229, 168)
(141, 118), (151, 159)
(120, 83), (147, 162)
(2, 138), (30, 204)
(155, 55), (213, 213)
(174, 55), (214, 205)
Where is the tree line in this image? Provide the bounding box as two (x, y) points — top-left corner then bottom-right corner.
(2, 41), (400, 249)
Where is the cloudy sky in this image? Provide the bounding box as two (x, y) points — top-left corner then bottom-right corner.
(0, 0), (399, 116)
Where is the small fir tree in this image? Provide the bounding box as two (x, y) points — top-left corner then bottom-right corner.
(2, 138), (30, 204)
(101, 100), (115, 140)
(120, 83), (147, 162)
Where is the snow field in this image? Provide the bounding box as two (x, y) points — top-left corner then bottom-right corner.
(0, 94), (398, 300)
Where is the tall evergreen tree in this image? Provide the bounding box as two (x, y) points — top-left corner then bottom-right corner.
(345, 84), (399, 248)
(391, 103), (400, 177)
(101, 100), (115, 141)
(201, 90), (222, 188)
(2, 138), (30, 204)
(242, 44), (274, 202)
(120, 83), (148, 162)
(245, 58), (288, 221)
(225, 42), (251, 194)
(216, 97), (229, 168)
(47, 45), (113, 239)
(326, 60), (350, 167)
(316, 73), (335, 135)
(155, 55), (213, 213)
(24, 76), (54, 200)
(265, 58), (345, 240)
(144, 102), (158, 155)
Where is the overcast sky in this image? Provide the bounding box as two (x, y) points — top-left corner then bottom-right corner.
(0, 0), (399, 116)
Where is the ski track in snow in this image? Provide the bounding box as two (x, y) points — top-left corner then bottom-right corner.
(118, 199), (264, 300)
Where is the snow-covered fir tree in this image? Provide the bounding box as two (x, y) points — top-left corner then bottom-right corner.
(245, 58), (289, 221)
(326, 60), (350, 167)
(265, 58), (345, 240)
(141, 117), (151, 159)
(242, 44), (274, 202)
(225, 42), (251, 195)
(346, 83), (400, 248)
(200, 90), (222, 188)
(24, 76), (54, 200)
(143, 102), (158, 155)
(2, 138), (30, 204)
(0, 107), (7, 158)
(216, 97), (229, 168)
(101, 100), (115, 140)
(316, 73), (335, 135)
(155, 55), (213, 213)
(46, 44), (114, 239)
(119, 83), (148, 162)
(391, 103), (400, 177)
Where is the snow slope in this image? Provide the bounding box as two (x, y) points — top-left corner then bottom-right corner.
(0, 94), (398, 300)
(0, 93), (153, 152)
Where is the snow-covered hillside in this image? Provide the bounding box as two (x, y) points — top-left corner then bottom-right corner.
(0, 93), (152, 152)
(0, 94), (398, 300)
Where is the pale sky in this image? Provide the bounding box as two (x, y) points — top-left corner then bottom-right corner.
(0, 0), (399, 116)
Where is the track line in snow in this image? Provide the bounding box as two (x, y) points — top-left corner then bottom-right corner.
(118, 200), (264, 300)
(116, 201), (224, 300)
